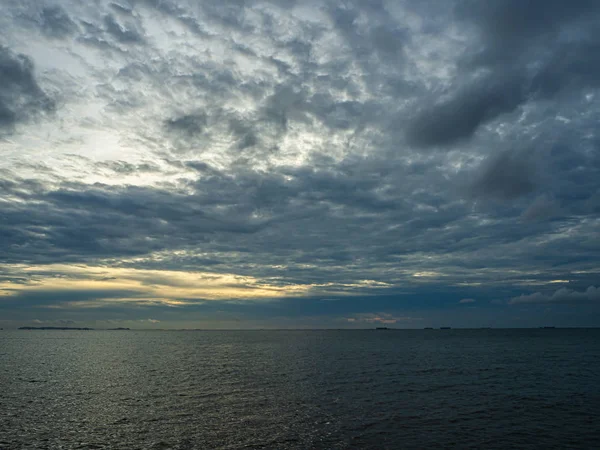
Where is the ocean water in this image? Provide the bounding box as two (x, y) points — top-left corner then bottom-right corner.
(1, 329), (599, 449)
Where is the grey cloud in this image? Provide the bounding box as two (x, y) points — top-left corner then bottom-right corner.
(132, 0), (210, 37)
(0, 167), (281, 264)
(0, 46), (55, 132)
(40, 6), (78, 38)
(96, 160), (162, 174)
(229, 118), (257, 150)
(405, 74), (525, 148)
(260, 84), (377, 134)
(369, 26), (405, 58)
(0, 156), (427, 268)
(78, 20), (109, 47)
(76, 10), (145, 51)
(110, 2), (134, 15)
(103, 14), (145, 43)
(195, 1), (255, 34)
(236, 131), (257, 151)
(509, 286), (600, 305)
(261, 85), (312, 132)
(470, 150), (535, 200)
(457, 0), (600, 65)
(530, 41), (600, 98)
(521, 195), (559, 222)
(165, 113), (208, 137)
(408, 1), (600, 148)
(329, 3), (406, 62)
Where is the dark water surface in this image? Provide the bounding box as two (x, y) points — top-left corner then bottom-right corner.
(1, 329), (599, 449)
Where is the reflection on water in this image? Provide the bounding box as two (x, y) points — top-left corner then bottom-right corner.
(1, 329), (599, 449)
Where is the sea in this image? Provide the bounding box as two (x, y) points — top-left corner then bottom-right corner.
(1, 329), (599, 449)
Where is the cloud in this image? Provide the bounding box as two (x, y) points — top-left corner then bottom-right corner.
(0, 0), (600, 328)
(345, 313), (422, 324)
(103, 14), (145, 44)
(470, 149), (536, 200)
(95, 160), (162, 175)
(406, 0), (600, 148)
(0, 263), (320, 312)
(509, 286), (600, 305)
(39, 6), (78, 39)
(405, 74), (525, 148)
(31, 319), (75, 325)
(228, 117), (258, 150)
(165, 113), (208, 137)
(0, 46), (55, 132)
(456, 1), (600, 65)
(521, 195), (559, 222)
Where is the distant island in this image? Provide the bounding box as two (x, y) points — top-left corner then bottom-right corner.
(107, 327), (131, 330)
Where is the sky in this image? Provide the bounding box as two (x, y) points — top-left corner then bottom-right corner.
(1, 0), (599, 329)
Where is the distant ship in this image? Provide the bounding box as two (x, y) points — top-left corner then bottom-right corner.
(375, 327), (390, 330)
(440, 327), (452, 330)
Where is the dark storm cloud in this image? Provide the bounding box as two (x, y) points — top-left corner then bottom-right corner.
(456, 0), (599, 65)
(405, 73), (525, 148)
(470, 149), (536, 200)
(521, 196), (559, 222)
(0, 46), (55, 132)
(407, 0), (600, 148)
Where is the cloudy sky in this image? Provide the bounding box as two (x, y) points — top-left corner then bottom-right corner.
(1, 0), (599, 329)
